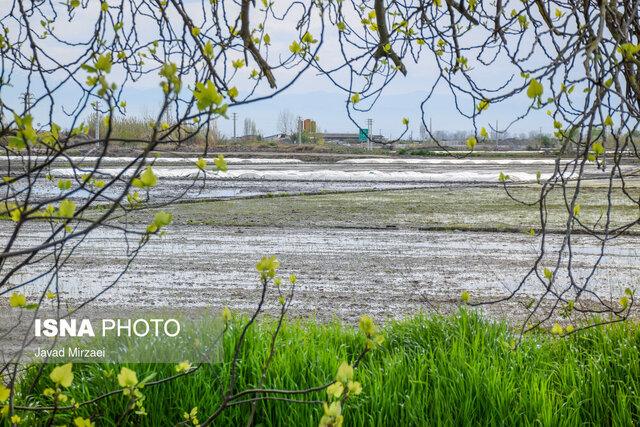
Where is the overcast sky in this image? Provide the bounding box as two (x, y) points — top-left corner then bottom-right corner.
(1, 0), (553, 139)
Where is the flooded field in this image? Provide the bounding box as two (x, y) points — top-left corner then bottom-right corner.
(1, 223), (638, 324)
(2, 156), (639, 325)
(3, 155), (635, 203)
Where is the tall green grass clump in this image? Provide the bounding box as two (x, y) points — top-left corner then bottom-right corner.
(10, 310), (640, 426)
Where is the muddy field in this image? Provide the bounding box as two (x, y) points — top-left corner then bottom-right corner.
(4, 155), (636, 203)
(1, 223), (638, 326)
(2, 157), (639, 328)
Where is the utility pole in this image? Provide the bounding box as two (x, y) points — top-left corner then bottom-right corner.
(20, 92), (35, 114)
(297, 116), (302, 145)
(165, 103), (173, 125)
(539, 126), (542, 149)
(232, 113), (238, 141)
(92, 101), (101, 143)
(213, 118), (218, 147)
(367, 118), (373, 151)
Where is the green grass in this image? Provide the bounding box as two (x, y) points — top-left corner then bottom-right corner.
(10, 310), (640, 426)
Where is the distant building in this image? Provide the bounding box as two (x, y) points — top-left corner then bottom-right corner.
(264, 133), (289, 142)
(494, 138), (538, 150)
(320, 132), (386, 145)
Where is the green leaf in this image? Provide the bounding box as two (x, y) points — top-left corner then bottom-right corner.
(10, 207), (22, 222)
(544, 268), (553, 280)
(289, 41), (302, 54)
(58, 180), (71, 190)
(350, 93), (360, 104)
(94, 53), (112, 73)
(195, 157), (207, 171)
(573, 205), (580, 216)
(466, 136), (477, 149)
(193, 80), (223, 111)
(592, 142), (604, 156)
(477, 99), (489, 111)
(0, 385), (9, 403)
(256, 255), (279, 278)
(50, 363), (74, 387)
(327, 382), (344, 399)
(153, 211), (172, 228)
(604, 115), (614, 127)
(526, 78), (543, 99)
(74, 417), (92, 427)
(214, 154), (227, 172)
(8, 135), (26, 151)
(617, 43), (640, 60)
(137, 372), (157, 387)
(336, 362), (354, 384)
(551, 323), (563, 335)
(620, 296), (629, 308)
(461, 291), (470, 302)
(358, 314), (376, 336)
(58, 199), (76, 219)
(117, 367), (138, 388)
(9, 292), (26, 308)
(137, 167), (157, 188)
(301, 32), (317, 44)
